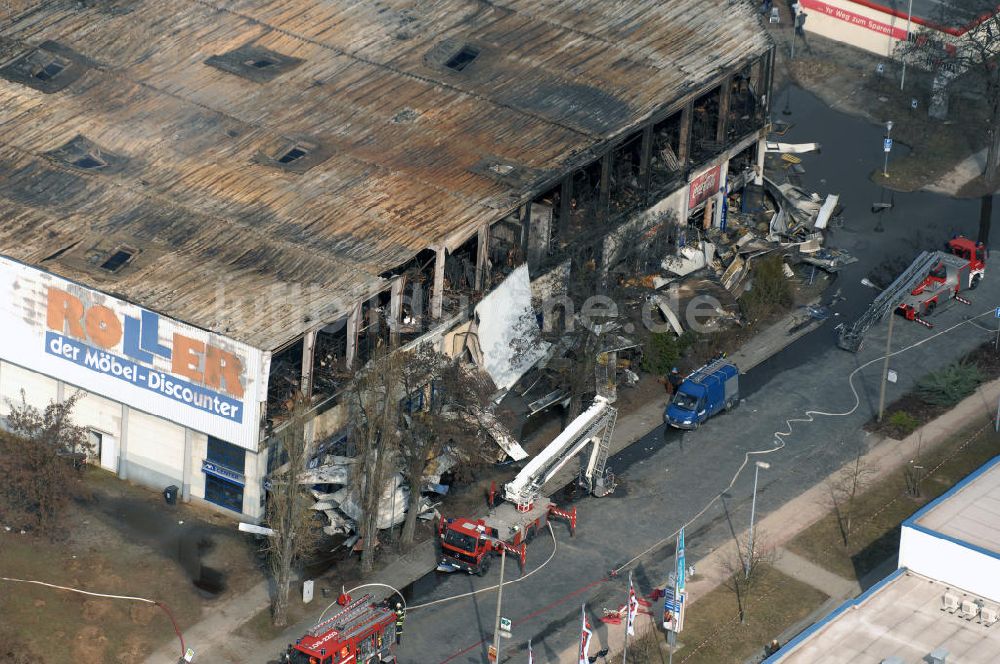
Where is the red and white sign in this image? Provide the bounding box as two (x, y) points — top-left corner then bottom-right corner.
(800, 0), (909, 40)
(688, 165), (721, 210)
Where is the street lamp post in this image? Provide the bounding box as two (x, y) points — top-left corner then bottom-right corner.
(746, 461), (771, 579)
(900, 0), (915, 90)
(490, 547), (506, 663)
(883, 120), (894, 178)
(877, 312), (896, 423)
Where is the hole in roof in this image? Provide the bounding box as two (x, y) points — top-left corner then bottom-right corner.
(100, 247), (136, 273)
(205, 45), (303, 82)
(34, 59), (66, 82)
(277, 146), (307, 164)
(445, 45), (479, 72)
(72, 154), (107, 170)
(0, 42), (86, 93)
(245, 58), (276, 69)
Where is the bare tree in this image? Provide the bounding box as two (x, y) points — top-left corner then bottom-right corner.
(898, 14), (1000, 243)
(0, 391), (90, 535)
(263, 397), (321, 627)
(721, 531), (776, 624)
(348, 344), (405, 573)
(827, 447), (876, 548)
(395, 343), (494, 547)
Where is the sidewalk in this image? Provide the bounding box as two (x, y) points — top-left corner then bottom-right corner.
(565, 374), (1000, 664)
(145, 307), (827, 664)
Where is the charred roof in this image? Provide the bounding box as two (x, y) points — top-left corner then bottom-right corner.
(0, 0), (770, 351)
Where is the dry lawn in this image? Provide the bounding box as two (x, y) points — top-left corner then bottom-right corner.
(787, 421), (1000, 581)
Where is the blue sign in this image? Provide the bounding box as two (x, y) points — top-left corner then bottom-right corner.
(994, 306), (1000, 319)
(663, 587), (680, 612)
(676, 528), (686, 592)
(883, 138), (893, 153)
(46, 331), (243, 422)
(202, 460), (245, 486)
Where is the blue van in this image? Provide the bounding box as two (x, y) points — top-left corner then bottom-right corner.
(664, 359), (739, 430)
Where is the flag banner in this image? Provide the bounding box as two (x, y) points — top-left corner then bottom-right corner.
(579, 604), (592, 664)
(676, 527), (686, 592)
(528, 638), (534, 664)
(627, 572), (639, 637)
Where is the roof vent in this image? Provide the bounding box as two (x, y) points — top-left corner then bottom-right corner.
(928, 647), (949, 664)
(468, 156), (531, 186)
(205, 44), (303, 82)
(0, 41), (89, 93)
(277, 146), (308, 164)
(256, 137), (332, 174)
(444, 45), (480, 72)
(45, 135), (125, 173)
(99, 246), (138, 273)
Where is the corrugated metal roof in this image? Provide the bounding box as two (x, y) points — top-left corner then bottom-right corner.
(0, 0), (770, 350)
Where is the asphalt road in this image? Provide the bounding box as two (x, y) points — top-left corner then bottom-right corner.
(397, 86), (995, 664)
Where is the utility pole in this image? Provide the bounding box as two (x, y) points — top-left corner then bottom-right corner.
(490, 547), (506, 664)
(899, 0), (914, 90)
(883, 120), (894, 178)
(746, 461), (770, 578)
(877, 313), (895, 423)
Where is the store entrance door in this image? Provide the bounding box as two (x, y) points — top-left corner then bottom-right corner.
(89, 430), (118, 473)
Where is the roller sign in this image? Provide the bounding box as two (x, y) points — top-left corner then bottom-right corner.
(0, 256), (266, 449)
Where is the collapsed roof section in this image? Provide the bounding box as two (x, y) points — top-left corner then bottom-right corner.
(0, 0), (770, 352)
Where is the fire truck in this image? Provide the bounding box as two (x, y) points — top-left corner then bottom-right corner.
(285, 593), (397, 664)
(438, 397), (618, 575)
(837, 235), (987, 352)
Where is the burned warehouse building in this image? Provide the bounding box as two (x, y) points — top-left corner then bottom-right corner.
(0, 0), (773, 519)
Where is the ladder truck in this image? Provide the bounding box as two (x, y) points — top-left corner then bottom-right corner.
(437, 397), (618, 575)
(284, 593), (397, 664)
(837, 236), (986, 352)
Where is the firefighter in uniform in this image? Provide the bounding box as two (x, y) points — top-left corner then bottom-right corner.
(394, 603), (405, 645)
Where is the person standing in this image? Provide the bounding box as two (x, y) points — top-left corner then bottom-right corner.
(394, 603), (405, 645)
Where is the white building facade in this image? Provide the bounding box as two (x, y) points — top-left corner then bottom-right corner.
(0, 256), (269, 519)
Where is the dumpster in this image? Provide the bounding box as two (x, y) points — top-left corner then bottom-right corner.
(163, 485), (179, 505)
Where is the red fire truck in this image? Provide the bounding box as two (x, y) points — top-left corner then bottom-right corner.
(438, 398), (618, 575)
(438, 505), (575, 575)
(897, 235), (987, 321)
(285, 593), (397, 664)
(838, 235), (987, 351)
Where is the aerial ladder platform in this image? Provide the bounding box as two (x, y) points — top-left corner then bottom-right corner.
(503, 396), (618, 509)
(837, 251), (943, 352)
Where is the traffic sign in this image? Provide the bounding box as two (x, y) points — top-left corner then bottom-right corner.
(994, 306), (1000, 318)
(500, 617), (511, 631)
(488, 645), (497, 662)
(883, 138), (893, 153)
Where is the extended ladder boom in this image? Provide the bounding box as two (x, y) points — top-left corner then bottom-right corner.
(837, 251), (943, 352)
(504, 397), (616, 507)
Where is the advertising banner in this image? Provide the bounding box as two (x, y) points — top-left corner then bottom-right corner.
(688, 165), (721, 210)
(0, 256), (267, 450)
(799, 0), (908, 40)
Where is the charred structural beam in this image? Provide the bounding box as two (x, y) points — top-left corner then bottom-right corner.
(717, 74), (733, 144)
(432, 246), (445, 319)
(599, 151), (612, 218)
(475, 224), (489, 291)
(389, 276), (403, 347)
(301, 328), (316, 398)
(677, 102), (693, 170)
(346, 301), (361, 368)
(639, 124), (654, 203)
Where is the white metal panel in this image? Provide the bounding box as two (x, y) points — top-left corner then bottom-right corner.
(72, 390), (123, 441)
(0, 255), (267, 450)
(899, 525), (1000, 603)
(98, 433), (119, 473)
(0, 361), (58, 413)
(126, 408), (185, 479)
